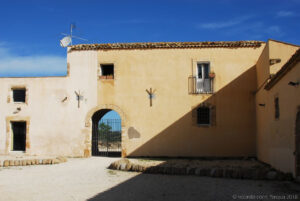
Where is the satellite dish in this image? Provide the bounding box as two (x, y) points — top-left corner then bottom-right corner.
(60, 24), (88, 47)
(60, 36), (72, 47)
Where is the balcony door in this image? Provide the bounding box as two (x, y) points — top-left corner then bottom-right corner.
(196, 63), (210, 93)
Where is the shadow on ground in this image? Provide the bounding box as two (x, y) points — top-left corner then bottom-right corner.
(87, 171), (300, 201)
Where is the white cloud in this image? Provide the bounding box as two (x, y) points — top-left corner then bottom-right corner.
(0, 44), (66, 77)
(197, 16), (252, 29)
(276, 11), (295, 17)
(265, 26), (281, 35)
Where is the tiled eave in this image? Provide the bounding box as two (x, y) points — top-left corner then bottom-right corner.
(69, 41), (264, 51)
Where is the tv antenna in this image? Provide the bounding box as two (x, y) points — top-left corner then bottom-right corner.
(60, 24), (88, 47)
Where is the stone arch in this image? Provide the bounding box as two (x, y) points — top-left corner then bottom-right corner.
(85, 104), (128, 128)
(83, 104), (128, 157)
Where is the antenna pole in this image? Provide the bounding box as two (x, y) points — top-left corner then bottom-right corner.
(70, 24), (73, 45)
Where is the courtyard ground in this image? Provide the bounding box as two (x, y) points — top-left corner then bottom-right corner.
(0, 157), (299, 201)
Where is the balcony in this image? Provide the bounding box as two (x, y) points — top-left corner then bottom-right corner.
(188, 76), (213, 94)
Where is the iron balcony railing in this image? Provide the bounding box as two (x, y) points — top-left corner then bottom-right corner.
(188, 76), (214, 94)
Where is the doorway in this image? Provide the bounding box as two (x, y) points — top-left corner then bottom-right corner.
(11, 121), (26, 151)
(92, 109), (121, 157)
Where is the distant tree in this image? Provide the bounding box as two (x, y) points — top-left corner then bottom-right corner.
(98, 123), (112, 139)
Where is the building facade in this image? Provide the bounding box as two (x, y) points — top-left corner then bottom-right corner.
(0, 40), (299, 176)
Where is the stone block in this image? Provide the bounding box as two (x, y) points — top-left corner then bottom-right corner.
(9, 160), (14, 166)
(21, 160), (27, 166)
(53, 159), (59, 164)
(3, 160), (9, 167)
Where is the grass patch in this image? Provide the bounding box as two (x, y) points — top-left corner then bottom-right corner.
(107, 169), (117, 175)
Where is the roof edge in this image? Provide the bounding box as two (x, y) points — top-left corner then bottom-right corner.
(268, 39), (300, 47)
(69, 40), (265, 51)
(265, 48), (300, 90)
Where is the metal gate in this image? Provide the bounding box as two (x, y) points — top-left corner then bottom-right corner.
(92, 119), (121, 157)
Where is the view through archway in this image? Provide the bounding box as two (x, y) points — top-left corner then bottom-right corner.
(92, 109), (121, 157)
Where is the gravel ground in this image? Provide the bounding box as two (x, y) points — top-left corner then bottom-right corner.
(0, 157), (299, 201)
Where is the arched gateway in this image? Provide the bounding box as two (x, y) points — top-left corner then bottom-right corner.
(92, 109), (121, 156)
(85, 104), (127, 157)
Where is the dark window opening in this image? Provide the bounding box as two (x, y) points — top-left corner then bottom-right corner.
(100, 64), (114, 79)
(197, 107), (210, 125)
(11, 122), (26, 151)
(275, 97), (280, 120)
(13, 89), (26, 102)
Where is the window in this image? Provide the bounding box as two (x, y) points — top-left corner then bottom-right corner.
(195, 63), (212, 93)
(275, 97), (280, 120)
(13, 89), (26, 103)
(100, 64), (114, 79)
(197, 107), (210, 125)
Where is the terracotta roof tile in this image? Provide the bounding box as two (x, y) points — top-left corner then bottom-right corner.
(70, 41), (264, 51)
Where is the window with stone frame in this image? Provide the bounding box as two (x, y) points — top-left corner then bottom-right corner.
(192, 104), (216, 127)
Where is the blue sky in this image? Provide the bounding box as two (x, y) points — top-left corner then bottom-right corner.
(101, 111), (121, 121)
(0, 0), (299, 77)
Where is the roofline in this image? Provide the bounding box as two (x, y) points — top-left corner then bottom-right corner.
(69, 41), (265, 51)
(265, 48), (300, 90)
(268, 39), (300, 47)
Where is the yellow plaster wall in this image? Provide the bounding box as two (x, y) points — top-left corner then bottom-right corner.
(256, 41), (299, 175)
(269, 40), (299, 75)
(97, 46), (264, 157)
(0, 50), (98, 157)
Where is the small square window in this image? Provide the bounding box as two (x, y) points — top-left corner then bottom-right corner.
(197, 107), (210, 125)
(100, 64), (114, 79)
(13, 89), (26, 103)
